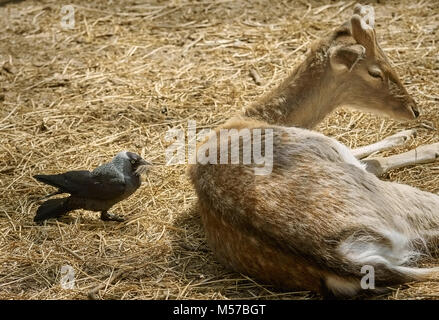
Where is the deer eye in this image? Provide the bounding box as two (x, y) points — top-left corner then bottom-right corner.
(368, 67), (383, 79)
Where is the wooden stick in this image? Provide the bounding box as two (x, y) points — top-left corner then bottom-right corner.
(87, 269), (126, 300)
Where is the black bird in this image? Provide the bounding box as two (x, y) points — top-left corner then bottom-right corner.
(33, 151), (150, 223)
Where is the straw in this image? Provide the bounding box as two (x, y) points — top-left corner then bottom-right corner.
(0, 0), (438, 299)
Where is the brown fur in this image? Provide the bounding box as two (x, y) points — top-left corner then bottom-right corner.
(188, 5), (432, 297)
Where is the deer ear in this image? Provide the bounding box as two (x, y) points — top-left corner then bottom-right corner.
(329, 44), (366, 72)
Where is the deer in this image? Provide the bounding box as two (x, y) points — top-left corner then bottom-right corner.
(187, 4), (439, 298)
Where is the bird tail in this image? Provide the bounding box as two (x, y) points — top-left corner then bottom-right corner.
(34, 198), (71, 223)
(34, 174), (61, 188)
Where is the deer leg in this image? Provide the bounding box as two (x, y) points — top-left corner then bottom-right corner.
(361, 142), (439, 176)
(351, 129), (417, 159)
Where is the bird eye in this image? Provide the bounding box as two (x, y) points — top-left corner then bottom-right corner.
(130, 160), (136, 164)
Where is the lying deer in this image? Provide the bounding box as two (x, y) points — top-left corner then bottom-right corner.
(188, 5), (439, 297)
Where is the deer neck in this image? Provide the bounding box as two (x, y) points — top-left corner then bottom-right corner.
(243, 44), (341, 129)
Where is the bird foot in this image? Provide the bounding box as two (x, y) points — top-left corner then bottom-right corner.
(100, 211), (125, 222)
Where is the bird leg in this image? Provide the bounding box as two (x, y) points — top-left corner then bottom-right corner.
(100, 211), (125, 222)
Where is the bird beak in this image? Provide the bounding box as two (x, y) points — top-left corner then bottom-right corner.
(135, 159), (151, 176)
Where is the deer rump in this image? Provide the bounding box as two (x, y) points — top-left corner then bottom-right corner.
(189, 123), (439, 297)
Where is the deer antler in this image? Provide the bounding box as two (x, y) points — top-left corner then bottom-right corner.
(353, 4), (375, 29)
(350, 4), (377, 56)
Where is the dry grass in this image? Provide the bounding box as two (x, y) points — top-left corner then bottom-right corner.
(0, 0), (438, 300)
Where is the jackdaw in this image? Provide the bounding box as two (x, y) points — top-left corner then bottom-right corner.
(33, 151), (150, 223)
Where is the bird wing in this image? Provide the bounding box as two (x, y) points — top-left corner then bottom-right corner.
(34, 170), (126, 200)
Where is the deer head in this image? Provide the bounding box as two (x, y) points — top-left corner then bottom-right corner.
(328, 4), (419, 120)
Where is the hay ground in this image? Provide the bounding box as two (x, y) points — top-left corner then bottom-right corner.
(0, 0), (438, 300)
